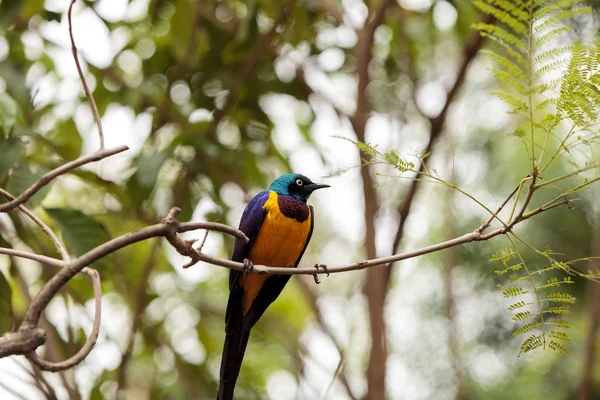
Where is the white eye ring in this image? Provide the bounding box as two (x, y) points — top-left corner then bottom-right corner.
(295, 179), (303, 186)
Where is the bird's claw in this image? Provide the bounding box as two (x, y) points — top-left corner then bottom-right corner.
(312, 264), (329, 284)
(242, 258), (254, 277)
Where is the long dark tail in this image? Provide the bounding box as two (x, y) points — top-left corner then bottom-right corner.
(217, 296), (251, 400)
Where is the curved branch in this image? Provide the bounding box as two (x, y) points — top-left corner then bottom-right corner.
(20, 212), (247, 330)
(0, 248), (65, 268)
(0, 146), (128, 213)
(0, 329), (46, 358)
(26, 268), (102, 371)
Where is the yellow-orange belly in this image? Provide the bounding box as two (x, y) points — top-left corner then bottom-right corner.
(241, 191), (312, 313)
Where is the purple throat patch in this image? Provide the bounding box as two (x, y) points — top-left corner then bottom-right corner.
(277, 196), (309, 222)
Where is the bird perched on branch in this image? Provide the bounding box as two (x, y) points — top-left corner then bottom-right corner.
(217, 173), (329, 400)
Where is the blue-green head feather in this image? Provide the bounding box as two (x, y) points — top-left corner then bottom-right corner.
(269, 173), (330, 202)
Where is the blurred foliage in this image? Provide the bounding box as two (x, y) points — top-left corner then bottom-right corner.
(0, 0), (600, 399)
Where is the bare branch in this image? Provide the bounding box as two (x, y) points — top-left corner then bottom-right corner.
(0, 146), (128, 213)
(0, 187), (103, 371)
(0, 248), (66, 268)
(68, 0), (105, 149)
(26, 268), (102, 371)
(18, 212), (246, 330)
(0, 178), (580, 363)
(476, 182), (522, 233)
(0, 329), (46, 358)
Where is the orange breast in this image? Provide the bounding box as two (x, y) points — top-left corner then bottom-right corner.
(241, 191), (312, 313)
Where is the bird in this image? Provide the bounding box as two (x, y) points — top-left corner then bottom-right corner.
(217, 173), (329, 400)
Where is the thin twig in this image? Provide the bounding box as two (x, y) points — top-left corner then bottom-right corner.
(0, 146), (128, 213)
(0, 248), (65, 268)
(0, 189), (70, 261)
(476, 183), (522, 233)
(68, 0), (104, 149)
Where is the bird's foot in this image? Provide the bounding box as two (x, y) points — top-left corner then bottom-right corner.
(242, 258), (254, 277)
(312, 264), (329, 284)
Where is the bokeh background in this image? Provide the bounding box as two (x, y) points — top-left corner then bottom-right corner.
(0, 0), (599, 399)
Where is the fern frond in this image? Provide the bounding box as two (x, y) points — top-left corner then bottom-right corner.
(490, 248), (516, 263)
(474, 1), (528, 34)
(503, 286), (529, 298)
(546, 305), (572, 315)
(537, 276), (575, 289)
(514, 321), (542, 336)
(534, 45), (575, 65)
(490, 91), (528, 112)
(535, 59), (569, 78)
(536, 97), (558, 111)
(534, 26), (572, 47)
(545, 293), (577, 303)
(508, 301), (533, 310)
(482, 50), (527, 79)
(546, 319), (572, 329)
(474, 22), (527, 52)
(482, 0), (529, 21)
(513, 311), (535, 321)
(519, 334), (543, 354)
(549, 330), (572, 342)
(534, 6), (592, 34)
(548, 340), (571, 355)
(494, 263), (524, 275)
(493, 70), (528, 93)
(533, 0), (585, 21)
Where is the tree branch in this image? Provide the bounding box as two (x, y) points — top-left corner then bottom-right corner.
(26, 268), (102, 371)
(0, 146), (128, 213)
(350, 1), (396, 398)
(0, 181), (579, 362)
(0, 329), (46, 358)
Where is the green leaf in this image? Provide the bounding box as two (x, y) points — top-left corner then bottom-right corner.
(0, 92), (19, 138)
(135, 150), (169, 189)
(0, 268), (13, 333)
(40, 119), (83, 160)
(7, 162), (53, 207)
(0, 137), (25, 178)
(44, 208), (111, 268)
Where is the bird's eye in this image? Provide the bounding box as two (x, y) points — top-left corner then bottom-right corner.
(295, 179), (303, 186)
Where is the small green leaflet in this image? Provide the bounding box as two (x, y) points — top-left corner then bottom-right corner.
(44, 208), (111, 268)
(7, 162), (53, 207)
(0, 93), (19, 138)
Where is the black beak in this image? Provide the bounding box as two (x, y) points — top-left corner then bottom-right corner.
(305, 183), (330, 192)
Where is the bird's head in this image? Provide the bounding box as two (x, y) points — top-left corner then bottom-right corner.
(269, 173), (330, 202)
